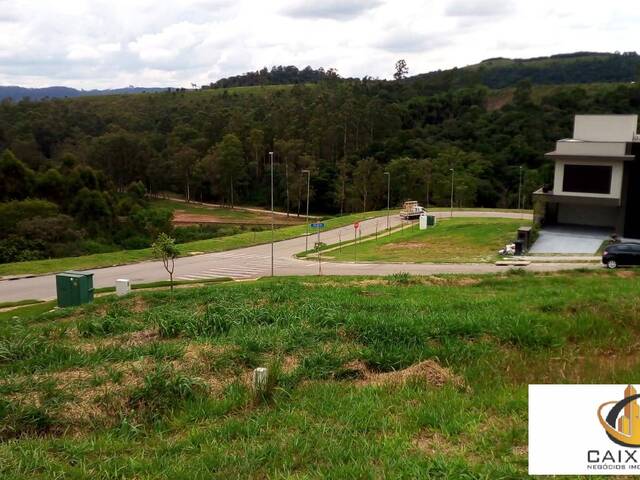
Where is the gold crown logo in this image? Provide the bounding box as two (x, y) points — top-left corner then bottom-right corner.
(597, 385), (640, 447)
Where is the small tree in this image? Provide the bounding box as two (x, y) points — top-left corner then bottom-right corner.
(152, 233), (179, 292)
(394, 59), (408, 81)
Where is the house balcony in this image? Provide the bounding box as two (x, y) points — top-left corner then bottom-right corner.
(532, 188), (622, 207)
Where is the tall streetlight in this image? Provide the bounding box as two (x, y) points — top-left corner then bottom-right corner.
(302, 169), (311, 251)
(269, 151), (274, 277)
(449, 168), (455, 218)
(517, 165), (523, 211)
(384, 171), (390, 232)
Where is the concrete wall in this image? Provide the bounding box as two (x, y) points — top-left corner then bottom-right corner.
(573, 115), (638, 142)
(554, 140), (628, 157)
(557, 204), (618, 228)
(553, 158), (624, 200)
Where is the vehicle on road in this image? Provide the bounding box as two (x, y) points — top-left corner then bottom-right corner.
(399, 200), (425, 220)
(602, 243), (640, 269)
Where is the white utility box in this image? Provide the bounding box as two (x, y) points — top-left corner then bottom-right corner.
(115, 278), (131, 296)
(419, 213), (428, 230)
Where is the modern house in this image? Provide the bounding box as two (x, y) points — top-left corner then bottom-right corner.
(533, 114), (640, 238)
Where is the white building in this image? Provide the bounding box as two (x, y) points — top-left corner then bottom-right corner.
(533, 114), (640, 237)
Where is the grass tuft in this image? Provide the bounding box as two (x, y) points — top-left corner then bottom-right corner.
(127, 364), (207, 420)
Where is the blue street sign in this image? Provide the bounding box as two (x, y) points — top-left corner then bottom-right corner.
(310, 222), (325, 228)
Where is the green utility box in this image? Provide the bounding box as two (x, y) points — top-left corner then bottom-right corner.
(55, 271), (94, 307)
(426, 215), (436, 226)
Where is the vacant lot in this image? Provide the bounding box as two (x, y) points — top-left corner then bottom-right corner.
(0, 270), (636, 478)
(151, 199), (303, 226)
(329, 217), (530, 263)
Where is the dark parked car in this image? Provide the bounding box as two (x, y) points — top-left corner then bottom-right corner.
(602, 243), (640, 269)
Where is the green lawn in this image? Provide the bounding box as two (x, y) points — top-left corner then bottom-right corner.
(0, 270), (636, 478)
(328, 217), (530, 263)
(0, 210), (397, 277)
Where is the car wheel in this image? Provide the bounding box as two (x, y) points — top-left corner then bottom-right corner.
(607, 259), (618, 269)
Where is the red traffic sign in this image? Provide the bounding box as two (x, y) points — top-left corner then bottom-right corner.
(354, 222), (360, 230)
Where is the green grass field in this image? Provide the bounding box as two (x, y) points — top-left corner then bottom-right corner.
(0, 270), (635, 478)
(328, 217), (530, 263)
(0, 210), (397, 277)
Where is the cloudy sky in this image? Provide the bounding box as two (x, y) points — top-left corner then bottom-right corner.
(0, 0), (638, 89)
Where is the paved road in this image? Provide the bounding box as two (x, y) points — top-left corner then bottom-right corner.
(0, 211), (599, 303)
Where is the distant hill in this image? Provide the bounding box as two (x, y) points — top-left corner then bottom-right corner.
(408, 51), (640, 91)
(5, 52), (639, 101)
(0, 86), (169, 102)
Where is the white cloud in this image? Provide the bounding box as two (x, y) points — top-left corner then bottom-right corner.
(445, 0), (515, 17)
(0, 0), (638, 89)
(281, 0), (381, 20)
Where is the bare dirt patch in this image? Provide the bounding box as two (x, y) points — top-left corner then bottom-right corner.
(616, 270), (637, 278)
(381, 241), (425, 250)
(344, 359), (462, 388)
(129, 297), (148, 313)
(172, 210), (301, 226)
(75, 328), (160, 352)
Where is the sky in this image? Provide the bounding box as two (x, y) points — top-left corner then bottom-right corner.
(0, 0), (639, 89)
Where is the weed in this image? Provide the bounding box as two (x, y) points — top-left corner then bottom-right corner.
(127, 364), (207, 420)
(386, 272), (414, 285)
(0, 399), (56, 439)
(76, 311), (134, 337)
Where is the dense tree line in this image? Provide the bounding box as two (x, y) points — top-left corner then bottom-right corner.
(0, 149), (172, 263)
(207, 65), (340, 89)
(2, 74), (640, 264)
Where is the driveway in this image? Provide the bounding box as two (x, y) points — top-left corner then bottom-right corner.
(529, 226), (611, 254)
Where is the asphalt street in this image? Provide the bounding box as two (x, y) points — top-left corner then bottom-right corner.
(0, 211), (599, 303)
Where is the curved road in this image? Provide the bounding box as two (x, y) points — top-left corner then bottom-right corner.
(0, 211), (598, 302)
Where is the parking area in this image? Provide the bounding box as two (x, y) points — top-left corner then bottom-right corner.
(529, 225), (611, 254)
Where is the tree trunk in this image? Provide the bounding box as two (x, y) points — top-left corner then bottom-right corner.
(426, 177), (430, 207)
(230, 176), (234, 209)
(340, 177), (345, 216)
(343, 121), (347, 159)
(285, 159), (290, 216)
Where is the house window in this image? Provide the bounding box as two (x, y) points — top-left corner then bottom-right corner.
(562, 164), (612, 194)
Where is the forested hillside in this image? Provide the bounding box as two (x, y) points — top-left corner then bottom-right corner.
(2, 58), (640, 264)
(409, 51), (640, 92)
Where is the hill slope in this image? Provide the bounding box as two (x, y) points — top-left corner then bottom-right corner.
(409, 51), (640, 90)
(0, 85), (169, 102)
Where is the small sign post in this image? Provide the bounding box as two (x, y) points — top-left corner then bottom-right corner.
(354, 222), (360, 264)
(311, 223), (324, 275)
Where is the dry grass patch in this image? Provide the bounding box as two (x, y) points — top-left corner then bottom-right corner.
(412, 430), (467, 458)
(343, 359), (463, 389)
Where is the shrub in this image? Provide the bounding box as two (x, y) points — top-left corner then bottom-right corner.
(0, 199), (58, 238)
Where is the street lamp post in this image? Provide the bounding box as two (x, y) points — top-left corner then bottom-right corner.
(269, 151), (274, 277)
(518, 165), (523, 211)
(449, 168), (455, 218)
(384, 171), (390, 232)
(302, 169), (311, 252)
